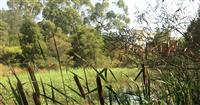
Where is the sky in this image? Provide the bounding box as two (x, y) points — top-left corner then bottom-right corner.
(125, 0), (200, 37)
(0, 0), (200, 36)
(0, 0), (8, 10)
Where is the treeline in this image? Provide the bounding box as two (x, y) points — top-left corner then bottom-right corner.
(0, 0), (133, 68)
(1, 0), (200, 69)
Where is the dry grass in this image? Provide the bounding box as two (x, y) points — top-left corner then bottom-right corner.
(0, 64), (24, 76)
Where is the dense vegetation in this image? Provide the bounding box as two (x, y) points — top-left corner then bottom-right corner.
(0, 0), (200, 105)
(0, 0), (130, 68)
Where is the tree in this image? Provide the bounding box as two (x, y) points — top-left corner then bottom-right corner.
(85, 0), (130, 34)
(71, 26), (106, 67)
(38, 20), (56, 42)
(185, 17), (200, 54)
(20, 18), (47, 63)
(7, 0), (43, 18)
(39, 20), (72, 66)
(48, 28), (72, 66)
(42, 0), (91, 34)
(83, 0), (131, 67)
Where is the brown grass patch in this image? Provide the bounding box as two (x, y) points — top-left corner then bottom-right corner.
(0, 64), (24, 76)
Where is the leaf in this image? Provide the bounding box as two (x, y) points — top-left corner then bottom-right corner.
(50, 80), (55, 103)
(16, 79), (28, 105)
(37, 40), (47, 62)
(0, 82), (8, 91)
(86, 88), (98, 95)
(134, 70), (143, 81)
(96, 76), (104, 105)
(105, 85), (121, 105)
(46, 83), (80, 104)
(66, 86), (82, 98)
(73, 75), (86, 98)
(40, 79), (48, 105)
(108, 69), (117, 81)
(8, 77), (22, 105)
(40, 94), (64, 105)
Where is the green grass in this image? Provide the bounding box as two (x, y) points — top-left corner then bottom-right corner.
(0, 68), (141, 105)
(1, 67), (195, 105)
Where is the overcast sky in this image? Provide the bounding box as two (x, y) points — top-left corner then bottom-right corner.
(0, 0), (200, 36)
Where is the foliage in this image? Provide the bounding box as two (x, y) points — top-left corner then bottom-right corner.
(0, 19), (9, 45)
(85, 0), (130, 33)
(83, 0), (131, 67)
(0, 46), (22, 64)
(0, 66), (198, 105)
(185, 16), (200, 55)
(20, 18), (47, 63)
(38, 20), (73, 66)
(38, 20), (56, 42)
(7, 0), (43, 18)
(0, 9), (22, 46)
(153, 28), (171, 44)
(42, 0), (84, 34)
(181, 10), (200, 104)
(0, 9), (22, 37)
(48, 29), (73, 66)
(71, 26), (107, 67)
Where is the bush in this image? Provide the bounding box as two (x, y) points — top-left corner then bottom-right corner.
(71, 26), (107, 67)
(0, 46), (22, 64)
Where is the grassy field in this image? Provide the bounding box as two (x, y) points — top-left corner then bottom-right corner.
(0, 67), (142, 105)
(0, 66), (198, 105)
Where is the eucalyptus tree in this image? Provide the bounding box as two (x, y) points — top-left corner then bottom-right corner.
(42, 0), (92, 35)
(83, 0), (131, 67)
(85, 0), (130, 34)
(7, 0), (43, 18)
